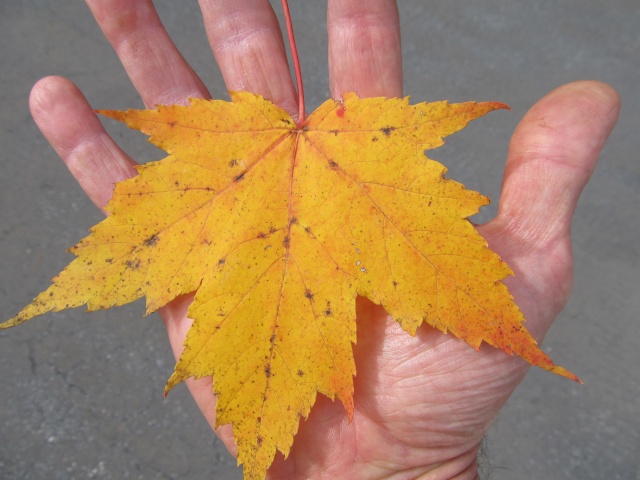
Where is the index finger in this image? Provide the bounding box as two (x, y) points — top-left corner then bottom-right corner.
(328, 0), (403, 99)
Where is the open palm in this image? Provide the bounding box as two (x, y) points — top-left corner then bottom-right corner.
(29, 1), (618, 478)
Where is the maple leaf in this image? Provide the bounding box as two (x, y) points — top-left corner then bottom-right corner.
(1, 91), (578, 479)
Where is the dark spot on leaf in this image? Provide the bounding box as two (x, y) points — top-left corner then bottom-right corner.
(297, 370), (304, 377)
(105, 258), (113, 263)
(264, 365), (271, 378)
(125, 259), (141, 270)
(381, 126), (396, 136)
(269, 226), (277, 234)
(329, 161), (338, 169)
(371, 136), (378, 142)
(393, 281), (399, 287)
(229, 159), (238, 167)
(283, 236), (290, 248)
(218, 258), (225, 265)
(305, 289), (314, 301)
(235, 173), (245, 181)
(257, 436), (263, 446)
(328, 129), (339, 136)
(144, 235), (159, 247)
(325, 301), (332, 316)
(290, 217), (298, 225)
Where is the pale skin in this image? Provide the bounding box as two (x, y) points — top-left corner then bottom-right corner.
(28, 1), (620, 478)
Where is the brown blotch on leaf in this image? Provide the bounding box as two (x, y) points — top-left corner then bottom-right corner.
(264, 365), (272, 378)
(297, 370), (304, 377)
(218, 258), (225, 265)
(304, 289), (314, 301)
(144, 234), (159, 247)
(229, 159), (238, 167)
(125, 259), (141, 270)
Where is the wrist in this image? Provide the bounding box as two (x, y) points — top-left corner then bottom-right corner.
(263, 444), (479, 480)
(405, 447), (479, 480)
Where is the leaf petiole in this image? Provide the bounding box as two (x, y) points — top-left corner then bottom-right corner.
(281, 0), (305, 127)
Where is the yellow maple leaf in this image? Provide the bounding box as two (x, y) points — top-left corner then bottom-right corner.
(1, 91), (578, 479)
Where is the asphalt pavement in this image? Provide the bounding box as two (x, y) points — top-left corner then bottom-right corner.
(1, 1), (638, 479)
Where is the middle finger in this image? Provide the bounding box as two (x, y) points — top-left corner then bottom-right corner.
(199, 0), (299, 117)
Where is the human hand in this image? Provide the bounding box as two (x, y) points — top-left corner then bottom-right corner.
(28, 0), (619, 478)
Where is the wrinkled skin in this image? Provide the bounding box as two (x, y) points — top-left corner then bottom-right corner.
(28, 1), (619, 478)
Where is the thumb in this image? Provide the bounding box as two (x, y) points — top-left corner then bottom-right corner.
(478, 81), (619, 327)
(488, 81), (620, 254)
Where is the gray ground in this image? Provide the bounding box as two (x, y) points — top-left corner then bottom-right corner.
(1, 1), (638, 479)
